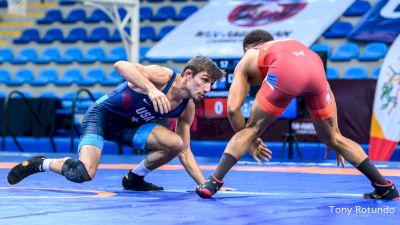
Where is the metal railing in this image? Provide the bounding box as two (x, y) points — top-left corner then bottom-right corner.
(69, 88), (96, 152)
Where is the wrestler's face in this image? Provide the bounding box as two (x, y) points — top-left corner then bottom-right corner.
(187, 71), (213, 101)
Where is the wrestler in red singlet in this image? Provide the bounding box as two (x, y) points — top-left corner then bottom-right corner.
(255, 40), (335, 120)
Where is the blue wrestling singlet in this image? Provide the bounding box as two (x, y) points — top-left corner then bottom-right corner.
(78, 72), (190, 151)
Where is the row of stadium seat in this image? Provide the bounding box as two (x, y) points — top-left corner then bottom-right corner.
(0, 68), (123, 86)
(327, 66), (381, 80)
(0, 47), (127, 64)
(1, 41), (386, 67)
(0, 46), (180, 64)
(323, 21), (354, 39)
(56, 0), (207, 5)
(0, 65), (381, 90)
(13, 25), (175, 44)
(37, 5), (197, 25)
(0, 90), (104, 100)
(311, 42), (388, 61)
(343, 0), (371, 17)
(0, 90), (104, 111)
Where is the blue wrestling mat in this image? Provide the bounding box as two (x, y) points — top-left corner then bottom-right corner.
(0, 152), (399, 225)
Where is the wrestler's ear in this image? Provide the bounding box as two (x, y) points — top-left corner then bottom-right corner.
(183, 69), (193, 79)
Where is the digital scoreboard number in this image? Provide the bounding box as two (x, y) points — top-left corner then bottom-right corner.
(204, 98), (227, 118)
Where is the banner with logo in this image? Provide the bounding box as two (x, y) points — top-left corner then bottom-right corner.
(369, 35), (400, 161)
(147, 0), (354, 60)
(348, 0), (400, 43)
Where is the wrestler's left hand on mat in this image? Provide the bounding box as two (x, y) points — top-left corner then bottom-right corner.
(249, 138), (272, 163)
(219, 187), (236, 191)
(148, 88), (171, 114)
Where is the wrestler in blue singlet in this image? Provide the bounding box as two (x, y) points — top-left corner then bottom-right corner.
(78, 72), (189, 151)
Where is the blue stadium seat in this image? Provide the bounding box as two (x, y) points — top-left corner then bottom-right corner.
(87, 47), (107, 62)
(326, 67), (339, 80)
(94, 7), (125, 23)
(85, 27), (110, 42)
(33, 50), (52, 64)
(174, 5), (198, 21)
(117, 8), (127, 20)
(310, 43), (332, 58)
(140, 6), (153, 21)
(84, 9), (109, 23)
(139, 46), (150, 62)
(13, 29), (40, 44)
(62, 27), (87, 43)
(358, 42), (388, 61)
(140, 26), (156, 42)
(76, 100), (94, 110)
(7, 69), (35, 86)
(154, 25), (175, 41)
(76, 69), (106, 86)
(371, 67), (381, 79)
(107, 29), (123, 42)
(102, 47), (127, 63)
(9, 48), (37, 64)
(323, 21), (353, 39)
(330, 42), (359, 61)
(11, 91), (32, 98)
(61, 91), (93, 110)
(100, 70), (124, 86)
(61, 9), (86, 23)
(0, 69), (10, 84)
(31, 69), (58, 86)
(0, 48), (14, 63)
(65, 48), (96, 64)
(61, 91), (77, 101)
(66, 91), (103, 110)
(151, 6), (176, 21)
(60, 92), (77, 110)
(37, 28), (64, 43)
(0, 92), (5, 98)
(343, 0), (371, 17)
(342, 67), (368, 79)
(40, 48), (73, 64)
(55, 68), (84, 86)
(39, 91), (58, 98)
(37, 9), (63, 24)
(107, 28), (130, 43)
(34, 48), (65, 64)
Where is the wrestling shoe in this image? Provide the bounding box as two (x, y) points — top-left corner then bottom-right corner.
(122, 171), (163, 191)
(7, 156), (47, 185)
(363, 179), (400, 200)
(195, 175), (224, 199)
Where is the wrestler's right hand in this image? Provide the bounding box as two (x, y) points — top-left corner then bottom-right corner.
(147, 88), (171, 114)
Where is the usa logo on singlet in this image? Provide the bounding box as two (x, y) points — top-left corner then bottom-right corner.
(228, 0), (307, 27)
(134, 107), (155, 123)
